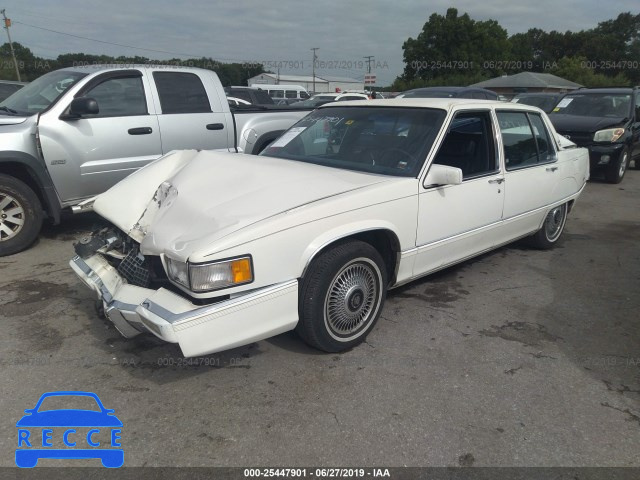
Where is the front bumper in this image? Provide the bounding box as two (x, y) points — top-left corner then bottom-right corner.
(70, 255), (299, 357)
(587, 143), (625, 170)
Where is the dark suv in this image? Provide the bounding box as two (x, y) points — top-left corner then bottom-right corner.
(549, 87), (640, 183)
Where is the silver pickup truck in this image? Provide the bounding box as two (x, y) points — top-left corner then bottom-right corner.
(0, 65), (311, 256)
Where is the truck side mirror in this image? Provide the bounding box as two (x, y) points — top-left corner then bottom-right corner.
(64, 97), (99, 119)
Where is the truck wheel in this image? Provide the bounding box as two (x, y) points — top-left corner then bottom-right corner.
(0, 174), (43, 257)
(605, 147), (629, 183)
(297, 240), (387, 352)
(527, 203), (567, 250)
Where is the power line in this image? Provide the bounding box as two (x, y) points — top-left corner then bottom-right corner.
(13, 20), (254, 63)
(13, 20), (207, 58)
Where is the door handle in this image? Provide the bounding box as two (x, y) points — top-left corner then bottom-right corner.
(488, 178), (504, 184)
(206, 123), (224, 131)
(128, 127), (153, 135)
(546, 166), (558, 172)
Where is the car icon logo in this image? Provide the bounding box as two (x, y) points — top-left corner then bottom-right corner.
(15, 391), (123, 468)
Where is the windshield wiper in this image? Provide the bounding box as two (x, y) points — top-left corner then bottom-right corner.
(0, 106), (19, 115)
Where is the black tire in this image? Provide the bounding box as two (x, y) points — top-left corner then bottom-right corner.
(296, 240), (388, 352)
(632, 155), (640, 170)
(528, 203), (568, 250)
(0, 174), (43, 257)
(604, 147), (629, 184)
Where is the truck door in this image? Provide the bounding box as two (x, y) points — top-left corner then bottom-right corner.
(149, 71), (233, 152)
(38, 70), (161, 203)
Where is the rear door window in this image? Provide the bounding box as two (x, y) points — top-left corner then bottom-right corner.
(497, 111), (555, 170)
(153, 72), (211, 114)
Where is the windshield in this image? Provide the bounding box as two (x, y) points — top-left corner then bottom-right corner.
(551, 93), (632, 118)
(261, 106), (446, 177)
(0, 70), (87, 116)
(514, 96), (559, 113)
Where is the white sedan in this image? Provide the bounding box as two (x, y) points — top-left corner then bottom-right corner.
(70, 99), (589, 357)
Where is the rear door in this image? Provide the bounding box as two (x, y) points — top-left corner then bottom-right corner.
(495, 110), (562, 239)
(38, 70), (162, 203)
(150, 71), (232, 152)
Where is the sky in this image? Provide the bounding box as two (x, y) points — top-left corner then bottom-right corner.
(1, 0), (638, 85)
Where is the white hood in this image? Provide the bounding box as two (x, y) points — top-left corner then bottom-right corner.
(94, 150), (390, 259)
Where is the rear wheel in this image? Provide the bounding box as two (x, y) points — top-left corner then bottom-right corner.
(297, 241), (387, 352)
(528, 203), (568, 250)
(605, 147), (629, 184)
(0, 174), (43, 257)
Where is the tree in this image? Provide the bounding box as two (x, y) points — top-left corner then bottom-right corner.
(395, 9), (638, 89)
(400, 8), (511, 85)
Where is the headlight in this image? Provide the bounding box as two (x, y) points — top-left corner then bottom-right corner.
(593, 128), (624, 143)
(166, 257), (189, 288)
(165, 256), (254, 292)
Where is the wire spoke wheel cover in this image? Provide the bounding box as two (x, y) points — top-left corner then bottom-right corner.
(0, 192), (25, 242)
(324, 257), (383, 341)
(544, 204), (567, 242)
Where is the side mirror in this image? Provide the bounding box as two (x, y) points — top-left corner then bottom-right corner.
(424, 164), (463, 187)
(64, 97), (99, 119)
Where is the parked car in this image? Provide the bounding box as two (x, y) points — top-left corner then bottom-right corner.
(70, 99), (589, 357)
(396, 86), (498, 100)
(224, 86), (275, 106)
(512, 92), (563, 113)
(250, 84), (310, 103)
(0, 80), (26, 102)
(227, 96), (251, 106)
(335, 92), (369, 101)
(290, 94), (342, 108)
(549, 87), (640, 183)
(0, 66), (312, 256)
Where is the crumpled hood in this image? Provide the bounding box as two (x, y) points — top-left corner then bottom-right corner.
(94, 150), (390, 259)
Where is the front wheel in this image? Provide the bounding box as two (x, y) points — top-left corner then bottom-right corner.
(528, 203), (568, 250)
(605, 147), (629, 184)
(297, 241), (388, 352)
(0, 174), (43, 257)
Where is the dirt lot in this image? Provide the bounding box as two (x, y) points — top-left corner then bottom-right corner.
(0, 171), (639, 468)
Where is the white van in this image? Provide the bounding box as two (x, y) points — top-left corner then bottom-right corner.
(250, 84), (310, 103)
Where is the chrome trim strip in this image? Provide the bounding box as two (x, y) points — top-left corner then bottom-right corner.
(71, 255), (113, 304)
(398, 186), (585, 257)
(140, 279), (299, 327)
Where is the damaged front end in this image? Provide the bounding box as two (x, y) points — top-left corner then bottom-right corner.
(74, 226), (168, 290)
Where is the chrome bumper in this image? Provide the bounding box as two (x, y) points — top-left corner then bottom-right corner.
(70, 255), (299, 357)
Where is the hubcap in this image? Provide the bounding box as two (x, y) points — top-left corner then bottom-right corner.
(324, 259), (381, 340)
(544, 205), (566, 242)
(0, 192), (25, 242)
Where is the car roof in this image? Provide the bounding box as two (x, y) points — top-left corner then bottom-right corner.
(319, 98), (542, 112)
(566, 88), (633, 94)
(403, 86), (493, 93)
(514, 92), (561, 97)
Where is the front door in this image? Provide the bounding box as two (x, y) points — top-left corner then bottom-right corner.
(414, 110), (505, 276)
(39, 71), (161, 203)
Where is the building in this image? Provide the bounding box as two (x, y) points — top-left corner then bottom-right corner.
(247, 73), (363, 94)
(470, 72), (582, 98)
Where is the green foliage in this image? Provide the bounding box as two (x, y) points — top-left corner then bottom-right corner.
(0, 43), (264, 86)
(396, 9), (640, 89)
